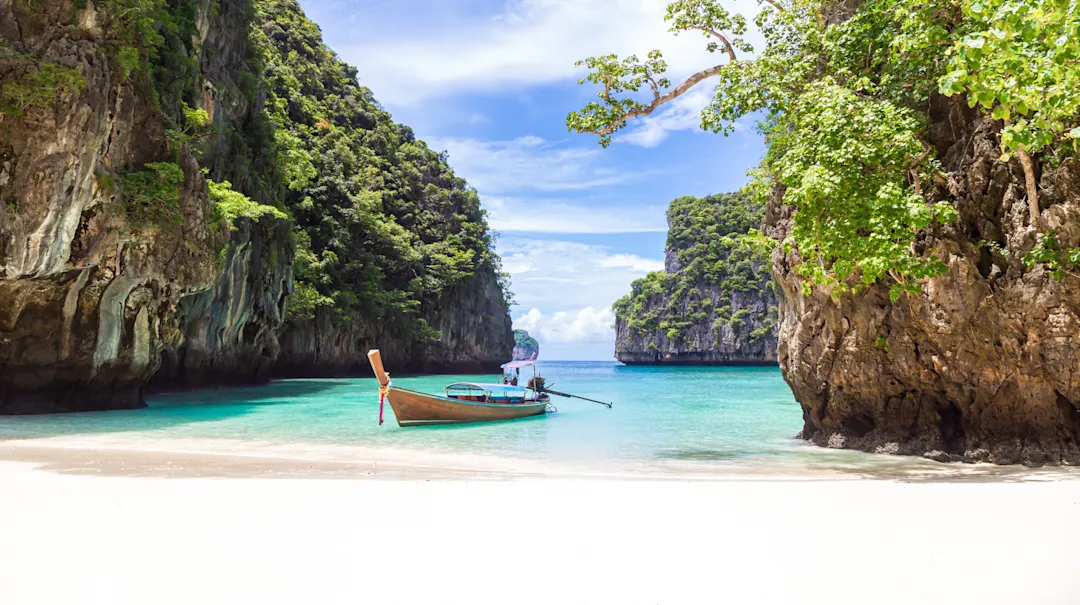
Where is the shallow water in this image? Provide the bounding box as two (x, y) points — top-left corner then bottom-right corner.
(2, 362), (1076, 480)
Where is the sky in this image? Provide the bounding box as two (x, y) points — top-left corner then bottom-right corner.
(297, 0), (767, 359)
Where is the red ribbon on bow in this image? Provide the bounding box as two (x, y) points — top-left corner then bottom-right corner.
(378, 375), (392, 426)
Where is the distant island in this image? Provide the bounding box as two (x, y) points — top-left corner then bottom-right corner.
(613, 192), (778, 366)
(512, 330), (540, 361)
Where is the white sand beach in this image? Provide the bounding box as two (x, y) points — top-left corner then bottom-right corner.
(1, 446), (1079, 605)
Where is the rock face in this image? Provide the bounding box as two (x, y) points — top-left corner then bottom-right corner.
(276, 270), (512, 375)
(151, 0), (295, 392)
(769, 95), (1080, 465)
(512, 330), (539, 361)
(614, 192), (779, 365)
(0, 0), (240, 412)
(152, 218), (293, 390)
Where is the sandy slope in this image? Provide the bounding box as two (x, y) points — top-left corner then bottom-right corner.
(1, 458), (1078, 605)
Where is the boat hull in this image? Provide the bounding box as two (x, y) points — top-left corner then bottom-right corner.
(387, 388), (547, 427)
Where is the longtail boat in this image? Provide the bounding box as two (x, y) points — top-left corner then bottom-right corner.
(367, 349), (550, 427)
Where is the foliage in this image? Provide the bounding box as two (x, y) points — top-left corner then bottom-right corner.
(100, 0), (207, 153)
(287, 281), (334, 322)
(0, 48), (86, 119)
(1022, 231), (1080, 281)
(941, 0), (1080, 161)
(251, 0), (507, 338)
(665, 191), (772, 296)
(613, 192), (776, 344)
(167, 102), (213, 152)
(940, 0), (1080, 222)
(111, 162), (184, 229)
(772, 80), (956, 300)
(208, 179), (287, 230)
(569, 0), (1080, 298)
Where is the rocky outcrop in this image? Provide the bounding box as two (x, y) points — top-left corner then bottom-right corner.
(614, 192), (778, 366)
(152, 218), (293, 390)
(512, 330), (539, 361)
(0, 0), (292, 412)
(615, 292), (777, 366)
(276, 268), (512, 376)
(769, 94), (1080, 465)
(0, 0), (228, 412)
(150, 0), (294, 391)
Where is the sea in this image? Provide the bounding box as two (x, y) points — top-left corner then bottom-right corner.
(0, 362), (1057, 479)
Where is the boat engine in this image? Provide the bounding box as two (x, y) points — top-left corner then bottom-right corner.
(527, 376), (546, 392)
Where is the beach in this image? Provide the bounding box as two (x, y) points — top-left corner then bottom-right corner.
(2, 443), (1079, 605)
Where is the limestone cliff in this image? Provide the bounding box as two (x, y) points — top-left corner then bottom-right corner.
(0, 0), (267, 412)
(257, 0), (513, 377)
(275, 269), (512, 375)
(0, 0), (510, 413)
(769, 94), (1080, 466)
(152, 0), (294, 391)
(614, 192), (778, 365)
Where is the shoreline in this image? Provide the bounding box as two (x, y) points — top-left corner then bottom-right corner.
(3, 437), (1079, 483)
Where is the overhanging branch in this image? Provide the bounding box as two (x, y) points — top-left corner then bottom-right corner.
(579, 64), (727, 136)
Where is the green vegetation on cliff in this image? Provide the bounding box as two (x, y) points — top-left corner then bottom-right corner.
(250, 0), (506, 337)
(208, 179), (287, 230)
(613, 192), (775, 345)
(0, 46), (85, 119)
(513, 330), (539, 359)
(51, 0), (509, 340)
(569, 0), (1080, 300)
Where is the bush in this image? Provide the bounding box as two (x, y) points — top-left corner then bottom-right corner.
(111, 162), (185, 229)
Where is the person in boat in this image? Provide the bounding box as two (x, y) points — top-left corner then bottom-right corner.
(502, 367), (520, 386)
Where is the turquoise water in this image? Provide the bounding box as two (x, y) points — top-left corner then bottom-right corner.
(1, 361), (1043, 477)
(0, 363), (799, 461)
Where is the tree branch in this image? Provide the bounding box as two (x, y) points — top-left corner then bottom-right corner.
(758, 0), (784, 11)
(683, 25), (738, 61)
(578, 64), (727, 136)
(646, 73), (662, 100)
(1017, 146), (1040, 225)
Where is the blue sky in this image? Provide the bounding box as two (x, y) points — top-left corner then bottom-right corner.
(297, 0), (767, 359)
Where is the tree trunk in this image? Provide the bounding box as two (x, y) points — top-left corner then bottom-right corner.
(1017, 147), (1039, 224)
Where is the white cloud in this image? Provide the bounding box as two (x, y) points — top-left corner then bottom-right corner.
(498, 237), (662, 312)
(597, 253), (665, 272)
(485, 196), (667, 233)
(430, 135), (637, 193)
(513, 306), (616, 344)
(338, 0), (767, 105)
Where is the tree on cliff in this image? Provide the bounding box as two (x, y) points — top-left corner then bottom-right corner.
(567, 0), (1080, 300)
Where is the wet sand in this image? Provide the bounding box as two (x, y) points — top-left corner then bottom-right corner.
(1, 443), (1079, 604)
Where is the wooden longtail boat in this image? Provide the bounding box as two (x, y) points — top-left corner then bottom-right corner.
(367, 349), (549, 427)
